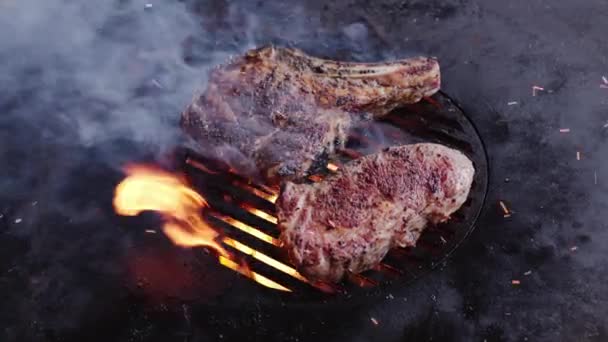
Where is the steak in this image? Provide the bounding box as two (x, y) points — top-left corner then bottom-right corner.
(276, 143), (475, 282)
(181, 46), (440, 184)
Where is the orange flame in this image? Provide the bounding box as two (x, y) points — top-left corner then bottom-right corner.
(113, 165), (291, 292)
(113, 165), (228, 256)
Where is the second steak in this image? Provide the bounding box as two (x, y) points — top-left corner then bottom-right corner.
(276, 143), (475, 282)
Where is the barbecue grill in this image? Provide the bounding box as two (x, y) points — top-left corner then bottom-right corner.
(166, 92), (488, 304)
(3, 0), (605, 341)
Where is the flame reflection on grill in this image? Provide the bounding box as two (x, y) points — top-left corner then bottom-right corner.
(241, 204), (278, 224)
(213, 213), (280, 246)
(234, 181), (278, 203)
(222, 237), (307, 282)
(218, 256), (290, 292)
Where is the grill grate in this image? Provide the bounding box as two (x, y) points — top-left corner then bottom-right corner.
(174, 92), (488, 299)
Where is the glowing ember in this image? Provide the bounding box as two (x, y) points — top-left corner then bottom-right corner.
(113, 165), (228, 256)
(308, 174), (323, 182)
(532, 85), (544, 96)
(327, 162), (340, 172)
(499, 200), (510, 217)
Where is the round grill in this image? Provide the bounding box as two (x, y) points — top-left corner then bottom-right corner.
(175, 92), (488, 304)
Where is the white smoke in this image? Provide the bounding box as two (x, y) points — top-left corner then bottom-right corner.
(0, 0), (395, 159)
(0, 0), (209, 150)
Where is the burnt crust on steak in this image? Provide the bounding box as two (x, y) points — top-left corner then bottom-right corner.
(181, 46), (440, 184)
(276, 143), (474, 282)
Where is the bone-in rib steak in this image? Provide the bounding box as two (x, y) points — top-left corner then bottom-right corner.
(181, 46), (440, 183)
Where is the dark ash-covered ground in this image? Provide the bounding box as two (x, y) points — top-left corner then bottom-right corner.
(1, 0), (607, 341)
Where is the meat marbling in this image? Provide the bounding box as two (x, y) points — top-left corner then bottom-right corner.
(276, 143), (475, 282)
(181, 46), (440, 183)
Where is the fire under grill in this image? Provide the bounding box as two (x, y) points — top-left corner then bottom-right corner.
(163, 92), (489, 300)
